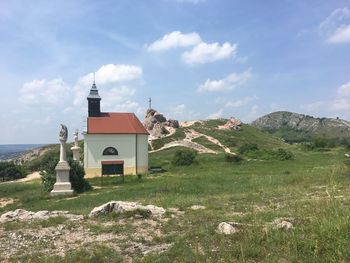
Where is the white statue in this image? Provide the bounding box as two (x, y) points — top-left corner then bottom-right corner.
(74, 129), (79, 147)
(71, 129), (81, 163)
(59, 124), (68, 142)
(51, 124), (73, 196)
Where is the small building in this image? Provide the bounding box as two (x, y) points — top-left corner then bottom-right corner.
(83, 81), (149, 177)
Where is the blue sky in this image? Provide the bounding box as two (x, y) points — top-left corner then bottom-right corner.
(1, 0), (350, 144)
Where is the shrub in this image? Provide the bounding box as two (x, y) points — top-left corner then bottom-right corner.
(225, 154), (243, 163)
(41, 154), (91, 193)
(69, 160), (92, 193)
(273, 148), (294, 161)
(0, 162), (27, 182)
(172, 149), (197, 166)
(300, 142), (314, 151)
(313, 138), (328, 148)
(238, 143), (259, 155)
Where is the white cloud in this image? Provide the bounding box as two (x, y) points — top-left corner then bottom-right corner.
(207, 109), (223, 119)
(328, 25), (350, 43)
(72, 64), (142, 107)
(331, 98), (350, 110)
(337, 81), (350, 95)
(225, 96), (257, 108)
(19, 78), (70, 106)
(147, 31), (201, 52)
(78, 64), (143, 86)
(330, 81), (350, 110)
(182, 42), (237, 64)
(101, 86), (138, 112)
(198, 70), (252, 92)
(319, 7), (350, 44)
(170, 104), (186, 115)
(167, 104), (200, 120)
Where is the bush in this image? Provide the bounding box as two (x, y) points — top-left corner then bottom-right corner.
(273, 148), (294, 161)
(238, 143), (259, 155)
(225, 154), (243, 163)
(41, 154), (91, 193)
(300, 142), (314, 151)
(0, 162), (27, 182)
(313, 138), (328, 148)
(69, 160), (92, 193)
(172, 149), (197, 166)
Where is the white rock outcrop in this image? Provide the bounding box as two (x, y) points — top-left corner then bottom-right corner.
(0, 209), (83, 223)
(144, 108), (179, 139)
(88, 201), (166, 218)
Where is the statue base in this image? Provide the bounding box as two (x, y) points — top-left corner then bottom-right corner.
(71, 146), (80, 163)
(50, 161), (74, 197)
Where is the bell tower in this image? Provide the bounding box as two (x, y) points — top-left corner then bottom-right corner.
(87, 74), (101, 117)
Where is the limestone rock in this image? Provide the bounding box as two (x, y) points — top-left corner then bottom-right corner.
(166, 119), (180, 128)
(272, 218), (294, 230)
(152, 123), (169, 138)
(252, 111), (350, 138)
(143, 108), (179, 139)
(0, 209), (83, 223)
(88, 201), (166, 218)
(218, 117), (242, 130)
(216, 222), (242, 234)
(190, 205), (206, 210)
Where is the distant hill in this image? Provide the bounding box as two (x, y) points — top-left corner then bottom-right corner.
(251, 111), (350, 142)
(0, 144), (44, 161)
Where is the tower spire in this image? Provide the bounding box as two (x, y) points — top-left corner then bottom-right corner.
(149, 97), (152, 109)
(87, 74), (101, 117)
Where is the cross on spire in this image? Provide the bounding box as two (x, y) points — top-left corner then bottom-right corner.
(93, 72), (96, 85)
(148, 97), (152, 109)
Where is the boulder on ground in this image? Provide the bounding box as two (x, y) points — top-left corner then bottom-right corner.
(88, 201), (166, 218)
(272, 218), (294, 230)
(216, 222), (242, 234)
(190, 205), (206, 210)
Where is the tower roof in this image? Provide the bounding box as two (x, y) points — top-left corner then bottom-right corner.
(87, 81), (101, 100)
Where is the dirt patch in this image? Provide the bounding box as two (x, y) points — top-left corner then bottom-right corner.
(180, 120), (203, 128)
(0, 198), (15, 208)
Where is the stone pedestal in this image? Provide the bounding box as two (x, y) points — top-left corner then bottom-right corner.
(51, 161), (74, 196)
(71, 146), (80, 163)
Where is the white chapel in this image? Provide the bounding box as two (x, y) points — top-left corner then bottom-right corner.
(83, 81), (149, 177)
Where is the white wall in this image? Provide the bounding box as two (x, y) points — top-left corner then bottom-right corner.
(136, 134), (148, 170)
(84, 134), (148, 171)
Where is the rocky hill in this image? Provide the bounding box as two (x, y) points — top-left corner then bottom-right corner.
(143, 108), (179, 139)
(252, 111), (350, 141)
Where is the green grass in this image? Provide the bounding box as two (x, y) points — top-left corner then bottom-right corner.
(1, 143), (350, 261)
(151, 128), (186, 150)
(191, 121), (287, 152)
(192, 136), (224, 152)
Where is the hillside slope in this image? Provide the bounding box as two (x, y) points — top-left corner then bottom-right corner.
(150, 118), (288, 153)
(252, 111), (350, 141)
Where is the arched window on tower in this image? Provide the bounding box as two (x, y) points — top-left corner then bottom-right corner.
(103, 147), (118, 156)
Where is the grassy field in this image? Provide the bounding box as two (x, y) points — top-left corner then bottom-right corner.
(1, 143), (350, 262)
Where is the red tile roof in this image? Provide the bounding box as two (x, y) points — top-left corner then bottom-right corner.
(87, 112), (148, 135)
